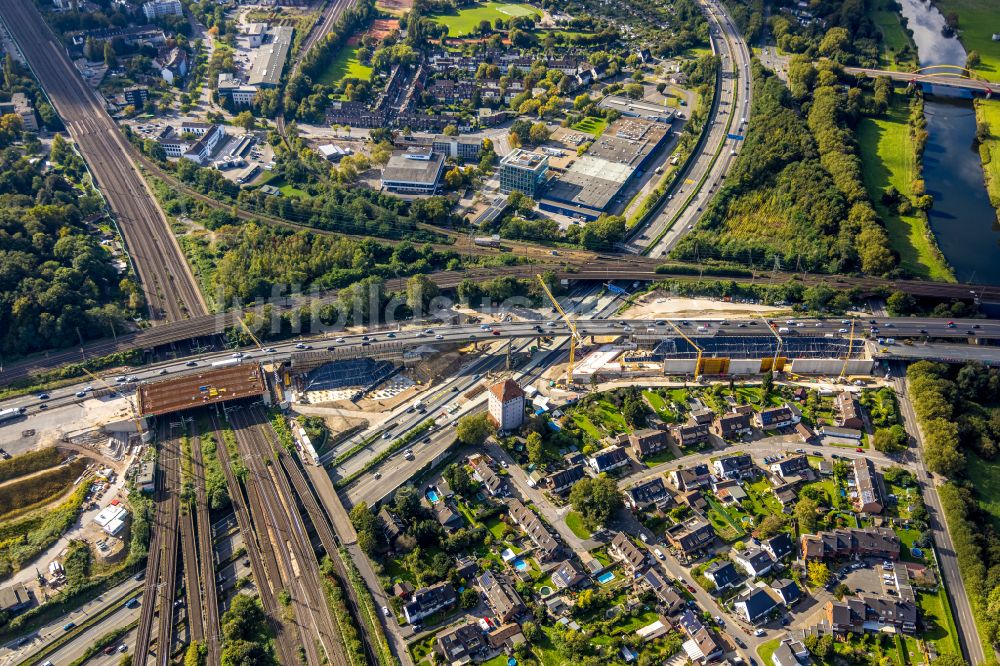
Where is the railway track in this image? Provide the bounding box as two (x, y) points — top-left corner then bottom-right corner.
(274, 439), (383, 665)
(191, 431), (222, 665)
(153, 425), (182, 666)
(179, 503), (204, 646)
(132, 429), (167, 666)
(208, 411), (300, 666)
(0, 0), (206, 324)
(228, 407), (350, 666)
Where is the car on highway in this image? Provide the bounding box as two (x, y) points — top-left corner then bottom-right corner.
(158, 368), (169, 375)
(125, 598), (140, 609)
(75, 391), (86, 397)
(335, 337), (345, 343)
(374, 472), (382, 479)
(387, 332), (396, 338)
(186, 361), (198, 367)
(435, 334), (444, 340)
(38, 393), (50, 400)
(63, 622), (76, 631)
(295, 342), (308, 349)
(382, 605), (391, 617)
(264, 347), (277, 353)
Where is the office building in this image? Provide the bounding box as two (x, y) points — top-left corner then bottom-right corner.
(380, 148), (445, 195)
(498, 149), (548, 197)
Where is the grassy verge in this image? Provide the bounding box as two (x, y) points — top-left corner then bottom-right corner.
(565, 511), (591, 539)
(757, 638), (781, 663)
(334, 421), (434, 489)
(0, 481), (92, 579)
(857, 97), (953, 281)
(338, 548), (395, 666)
(319, 557), (367, 666)
(0, 448), (61, 483)
(917, 587), (961, 655)
(0, 460), (87, 522)
(974, 98), (1000, 212)
(932, 0), (1000, 81)
(867, 0), (918, 71)
(963, 450), (1000, 531)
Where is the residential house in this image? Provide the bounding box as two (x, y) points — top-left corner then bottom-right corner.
(770, 578), (802, 606)
(732, 547), (775, 578)
(835, 392), (865, 430)
(551, 559), (586, 590)
(666, 516), (715, 558)
(472, 459), (507, 497)
(704, 560), (741, 591)
(669, 464), (712, 490)
(757, 405), (797, 429)
(714, 480), (748, 506)
(820, 425), (863, 440)
(677, 609), (723, 663)
(488, 379), (525, 431)
(640, 568), (684, 614)
(713, 411), (754, 440)
(488, 622), (526, 652)
(772, 638), (810, 666)
(587, 445), (630, 474)
(853, 457), (886, 514)
(455, 556), (478, 581)
(544, 465), (585, 494)
(795, 422), (815, 443)
(403, 581), (457, 624)
(762, 533), (794, 561)
(800, 527), (900, 561)
(377, 507), (405, 548)
(478, 571), (525, 623)
(157, 47), (188, 84)
(770, 455), (811, 481)
(505, 498), (561, 561)
(0, 93), (38, 131)
(629, 428), (670, 460)
(690, 408), (715, 426)
(609, 532), (648, 576)
(624, 477), (673, 511)
(734, 587), (778, 624)
(713, 454), (756, 480)
(435, 623), (487, 663)
(434, 503), (463, 532)
(670, 419), (710, 448)
(677, 489), (708, 511)
(825, 594), (917, 635)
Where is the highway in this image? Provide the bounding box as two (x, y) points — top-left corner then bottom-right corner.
(894, 373), (986, 665)
(628, 0), (753, 256)
(342, 285), (627, 508)
(0, 0), (206, 324)
(3, 314), (1000, 422)
(0, 255), (997, 387)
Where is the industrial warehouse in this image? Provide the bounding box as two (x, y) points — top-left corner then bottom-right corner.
(539, 117), (672, 219)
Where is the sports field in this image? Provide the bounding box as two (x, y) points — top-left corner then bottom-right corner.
(315, 42), (373, 86)
(429, 2), (541, 37)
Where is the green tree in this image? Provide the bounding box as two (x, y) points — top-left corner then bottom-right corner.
(443, 124), (458, 136)
(406, 273), (439, 313)
(456, 413), (496, 445)
(526, 431), (545, 465)
(967, 51), (981, 69)
(461, 587), (479, 608)
(873, 425), (907, 453)
(443, 463), (477, 496)
(569, 476), (624, 528)
(794, 496), (819, 533)
(234, 110), (255, 132)
(807, 561), (831, 588)
(103, 41), (117, 68)
(756, 514), (788, 539)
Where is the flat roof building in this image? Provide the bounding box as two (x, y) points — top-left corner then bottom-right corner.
(598, 95), (676, 123)
(248, 26), (293, 88)
(380, 149), (445, 195)
(498, 149), (548, 197)
(540, 117), (669, 217)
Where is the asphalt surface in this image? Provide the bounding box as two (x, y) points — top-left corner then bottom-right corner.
(628, 0), (753, 256)
(894, 374), (986, 665)
(0, 0), (206, 324)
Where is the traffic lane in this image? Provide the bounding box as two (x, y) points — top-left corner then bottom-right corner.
(42, 604), (139, 666)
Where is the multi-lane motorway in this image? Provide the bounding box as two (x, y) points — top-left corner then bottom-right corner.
(629, 0), (753, 255)
(0, 0), (206, 324)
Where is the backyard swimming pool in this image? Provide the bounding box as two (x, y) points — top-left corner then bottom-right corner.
(513, 558), (528, 572)
(597, 571), (615, 584)
(426, 489), (440, 503)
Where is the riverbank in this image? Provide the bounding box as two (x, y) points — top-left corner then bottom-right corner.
(974, 98), (1000, 213)
(858, 96), (954, 281)
(931, 0), (1000, 81)
(867, 0), (918, 71)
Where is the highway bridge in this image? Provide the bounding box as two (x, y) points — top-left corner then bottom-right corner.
(846, 65), (999, 96)
(0, 257), (997, 385)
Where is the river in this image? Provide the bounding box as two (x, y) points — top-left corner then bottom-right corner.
(898, 0), (1000, 284)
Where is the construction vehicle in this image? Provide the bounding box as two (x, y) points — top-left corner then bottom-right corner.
(535, 274), (583, 384)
